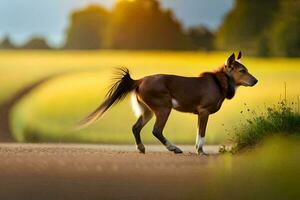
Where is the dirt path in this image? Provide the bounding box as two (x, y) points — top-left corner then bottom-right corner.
(0, 68), (95, 141)
(0, 75), (57, 141)
(0, 143), (220, 200)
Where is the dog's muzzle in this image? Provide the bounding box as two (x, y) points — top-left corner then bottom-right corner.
(251, 78), (258, 86)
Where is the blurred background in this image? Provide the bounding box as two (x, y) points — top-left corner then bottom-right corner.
(1, 0), (300, 56)
(0, 0), (300, 144)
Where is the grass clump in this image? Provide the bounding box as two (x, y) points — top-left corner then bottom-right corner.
(226, 100), (300, 153)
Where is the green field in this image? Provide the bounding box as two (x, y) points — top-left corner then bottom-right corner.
(1, 50), (300, 144)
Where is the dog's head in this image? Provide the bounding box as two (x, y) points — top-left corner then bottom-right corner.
(224, 51), (258, 87)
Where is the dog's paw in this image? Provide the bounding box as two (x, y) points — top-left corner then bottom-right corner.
(173, 147), (183, 154)
(198, 151), (209, 156)
(167, 145), (183, 154)
(137, 144), (145, 154)
(197, 148), (208, 156)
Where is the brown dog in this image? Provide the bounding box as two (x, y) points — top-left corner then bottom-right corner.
(78, 52), (258, 155)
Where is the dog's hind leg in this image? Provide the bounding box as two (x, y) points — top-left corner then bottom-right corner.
(152, 108), (183, 154)
(132, 95), (153, 153)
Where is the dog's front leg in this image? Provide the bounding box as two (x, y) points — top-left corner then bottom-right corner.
(196, 112), (209, 155)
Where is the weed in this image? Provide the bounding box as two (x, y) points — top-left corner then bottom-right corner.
(224, 99), (300, 153)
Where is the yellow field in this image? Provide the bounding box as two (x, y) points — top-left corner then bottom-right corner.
(1, 50), (300, 144)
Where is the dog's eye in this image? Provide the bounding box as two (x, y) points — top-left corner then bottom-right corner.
(239, 69), (246, 74)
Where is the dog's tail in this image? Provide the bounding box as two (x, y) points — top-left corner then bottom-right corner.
(75, 67), (138, 130)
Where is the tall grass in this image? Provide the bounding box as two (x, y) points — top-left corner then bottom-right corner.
(225, 99), (300, 153)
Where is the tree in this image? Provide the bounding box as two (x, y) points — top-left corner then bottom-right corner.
(0, 36), (16, 49)
(64, 5), (109, 49)
(105, 0), (192, 50)
(22, 37), (51, 49)
(216, 0), (279, 55)
(268, 0), (300, 57)
(187, 26), (214, 51)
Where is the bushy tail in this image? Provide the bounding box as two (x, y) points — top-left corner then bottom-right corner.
(76, 67), (137, 129)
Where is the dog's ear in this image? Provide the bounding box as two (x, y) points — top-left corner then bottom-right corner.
(226, 53), (235, 68)
(237, 51), (242, 60)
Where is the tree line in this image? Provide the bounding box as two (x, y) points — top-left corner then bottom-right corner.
(0, 0), (213, 51)
(1, 0), (299, 56)
(0, 36), (51, 50)
(216, 0), (300, 57)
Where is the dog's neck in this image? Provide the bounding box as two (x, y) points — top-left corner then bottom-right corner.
(213, 66), (236, 99)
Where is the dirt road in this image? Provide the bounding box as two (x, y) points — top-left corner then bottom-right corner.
(0, 144), (221, 200)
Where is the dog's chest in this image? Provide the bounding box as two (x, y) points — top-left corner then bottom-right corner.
(208, 99), (224, 114)
(198, 96), (225, 114)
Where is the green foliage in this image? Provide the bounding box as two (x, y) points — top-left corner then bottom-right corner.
(216, 0), (300, 57)
(216, 0), (279, 54)
(229, 100), (300, 152)
(268, 1), (300, 57)
(64, 5), (109, 49)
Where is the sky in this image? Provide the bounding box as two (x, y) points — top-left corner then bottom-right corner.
(0, 0), (234, 46)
